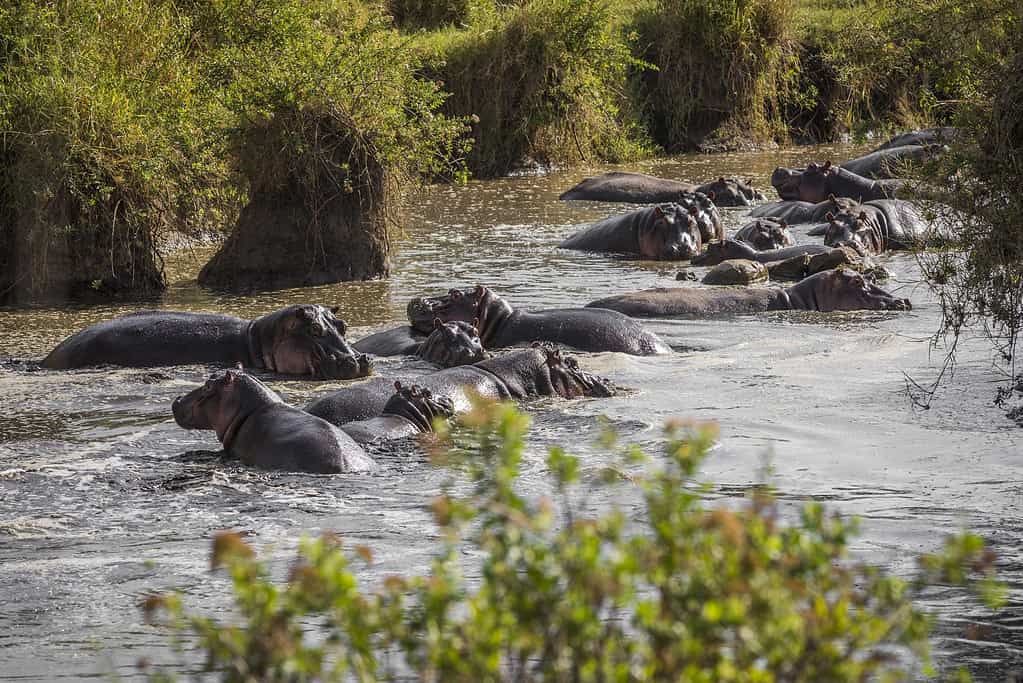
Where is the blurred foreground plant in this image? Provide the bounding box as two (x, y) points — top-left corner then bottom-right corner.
(143, 398), (1003, 682)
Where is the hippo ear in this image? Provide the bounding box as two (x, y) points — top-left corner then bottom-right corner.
(224, 371), (238, 384)
(474, 284), (485, 298)
(687, 204), (699, 216)
(297, 306), (315, 321)
(718, 177), (725, 184)
(858, 211), (868, 221)
(394, 380), (403, 392)
(825, 212), (834, 221)
(823, 160), (832, 170)
(706, 191), (715, 201)
(828, 193), (837, 203)
(433, 317), (443, 329)
(652, 205), (665, 218)
(747, 178), (754, 185)
(330, 306), (339, 315)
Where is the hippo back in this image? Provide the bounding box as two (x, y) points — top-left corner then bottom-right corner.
(559, 171), (695, 203)
(502, 308), (670, 355)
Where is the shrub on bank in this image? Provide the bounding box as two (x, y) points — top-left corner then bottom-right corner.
(633, 0), (798, 152)
(422, 0), (654, 178)
(142, 399), (1003, 681)
(386, 0), (475, 30)
(0, 1), (230, 303)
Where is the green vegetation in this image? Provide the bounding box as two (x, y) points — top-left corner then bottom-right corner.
(418, 0), (654, 177)
(142, 399), (1003, 681)
(634, 0), (798, 152)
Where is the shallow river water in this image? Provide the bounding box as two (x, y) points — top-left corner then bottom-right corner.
(2, 143), (1022, 680)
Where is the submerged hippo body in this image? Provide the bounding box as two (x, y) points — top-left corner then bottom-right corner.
(823, 200), (952, 254)
(559, 204), (703, 260)
(772, 162), (902, 203)
(307, 346), (616, 427)
(732, 218), (793, 251)
(353, 320), (486, 367)
(691, 240), (832, 267)
(406, 285), (671, 356)
(339, 382), (455, 444)
(840, 145), (930, 179)
(586, 269), (910, 317)
(43, 306), (372, 379)
(749, 196), (860, 225)
(172, 369), (376, 473)
(559, 171), (765, 207)
(874, 127), (956, 151)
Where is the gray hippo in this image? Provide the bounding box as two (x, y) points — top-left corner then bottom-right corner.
(839, 145), (931, 179)
(731, 218), (793, 251)
(339, 382), (455, 444)
(307, 345), (616, 427)
(749, 195), (860, 224)
(821, 200), (952, 254)
(691, 239), (832, 267)
(559, 204), (703, 260)
(874, 127), (956, 151)
(42, 305), (372, 379)
(406, 285), (671, 356)
(172, 369), (377, 473)
(559, 171), (766, 207)
(586, 268), (911, 317)
(772, 162), (902, 202)
(353, 319), (485, 366)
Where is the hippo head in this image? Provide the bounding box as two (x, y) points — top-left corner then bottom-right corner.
(772, 161), (834, 203)
(382, 381), (455, 432)
(823, 210), (881, 255)
(418, 319), (487, 367)
(251, 305), (372, 379)
(690, 239), (758, 266)
(407, 285), (513, 347)
(172, 369), (281, 448)
(789, 268), (911, 312)
(699, 177), (764, 206)
(637, 204), (702, 260)
(738, 219), (793, 251)
(676, 191), (723, 243)
(535, 343), (617, 398)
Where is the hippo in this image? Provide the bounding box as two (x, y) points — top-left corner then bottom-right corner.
(691, 239), (832, 267)
(172, 369), (376, 473)
(839, 145), (931, 179)
(307, 345), (616, 427)
(585, 268), (911, 317)
(732, 218), (793, 251)
(353, 319), (485, 367)
(42, 305), (372, 379)
(873, 127), (956, 151)
(821, 200), (952, 254)
(771, 162), (902, 203)
(559, 204), (703, 260)
(405, 285), (671, 356)
(558, 171), (766, 207)
(749, 196), (860, 225)
(339, 382), (455, 444)
(676, 191), (724, 243)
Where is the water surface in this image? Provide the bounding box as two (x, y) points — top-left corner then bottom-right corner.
(2, 144), (1021, 680)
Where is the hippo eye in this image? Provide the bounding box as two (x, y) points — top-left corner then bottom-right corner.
(449, 289), (462, 300)
(309, 321), (326, 336)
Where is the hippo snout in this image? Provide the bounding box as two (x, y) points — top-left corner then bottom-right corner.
(171, 395), (192, 427)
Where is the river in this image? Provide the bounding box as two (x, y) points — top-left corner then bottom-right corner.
(1, 143), (1021, 680)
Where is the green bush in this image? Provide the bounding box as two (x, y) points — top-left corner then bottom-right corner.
(423, 0), (654, 178)
(386, 0), (475, 30)
(142, 399), (1003, 681)
(0, 0), (232, 302)
(633, 0), (798, 151)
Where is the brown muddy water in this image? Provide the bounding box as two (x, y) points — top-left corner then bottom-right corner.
(2, 143), (1022, 680)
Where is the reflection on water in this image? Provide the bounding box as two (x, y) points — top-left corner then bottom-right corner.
(2, 144), (1022, 680)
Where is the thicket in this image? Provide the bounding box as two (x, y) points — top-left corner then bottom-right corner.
(633, 0), (800, 152)
(142, 399), (1003, 681)
(419, 0), (654, 177)
(0, 1), (223, 302)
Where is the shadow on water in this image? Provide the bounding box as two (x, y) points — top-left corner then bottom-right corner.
(1, 143), (1022, 680)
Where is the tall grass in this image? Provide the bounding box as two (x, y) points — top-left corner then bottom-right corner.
(423, 0), (654, 178)
(633, 0), (797, 152)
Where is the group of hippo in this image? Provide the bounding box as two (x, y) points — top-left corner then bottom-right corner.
(36, 128), (953, 474)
